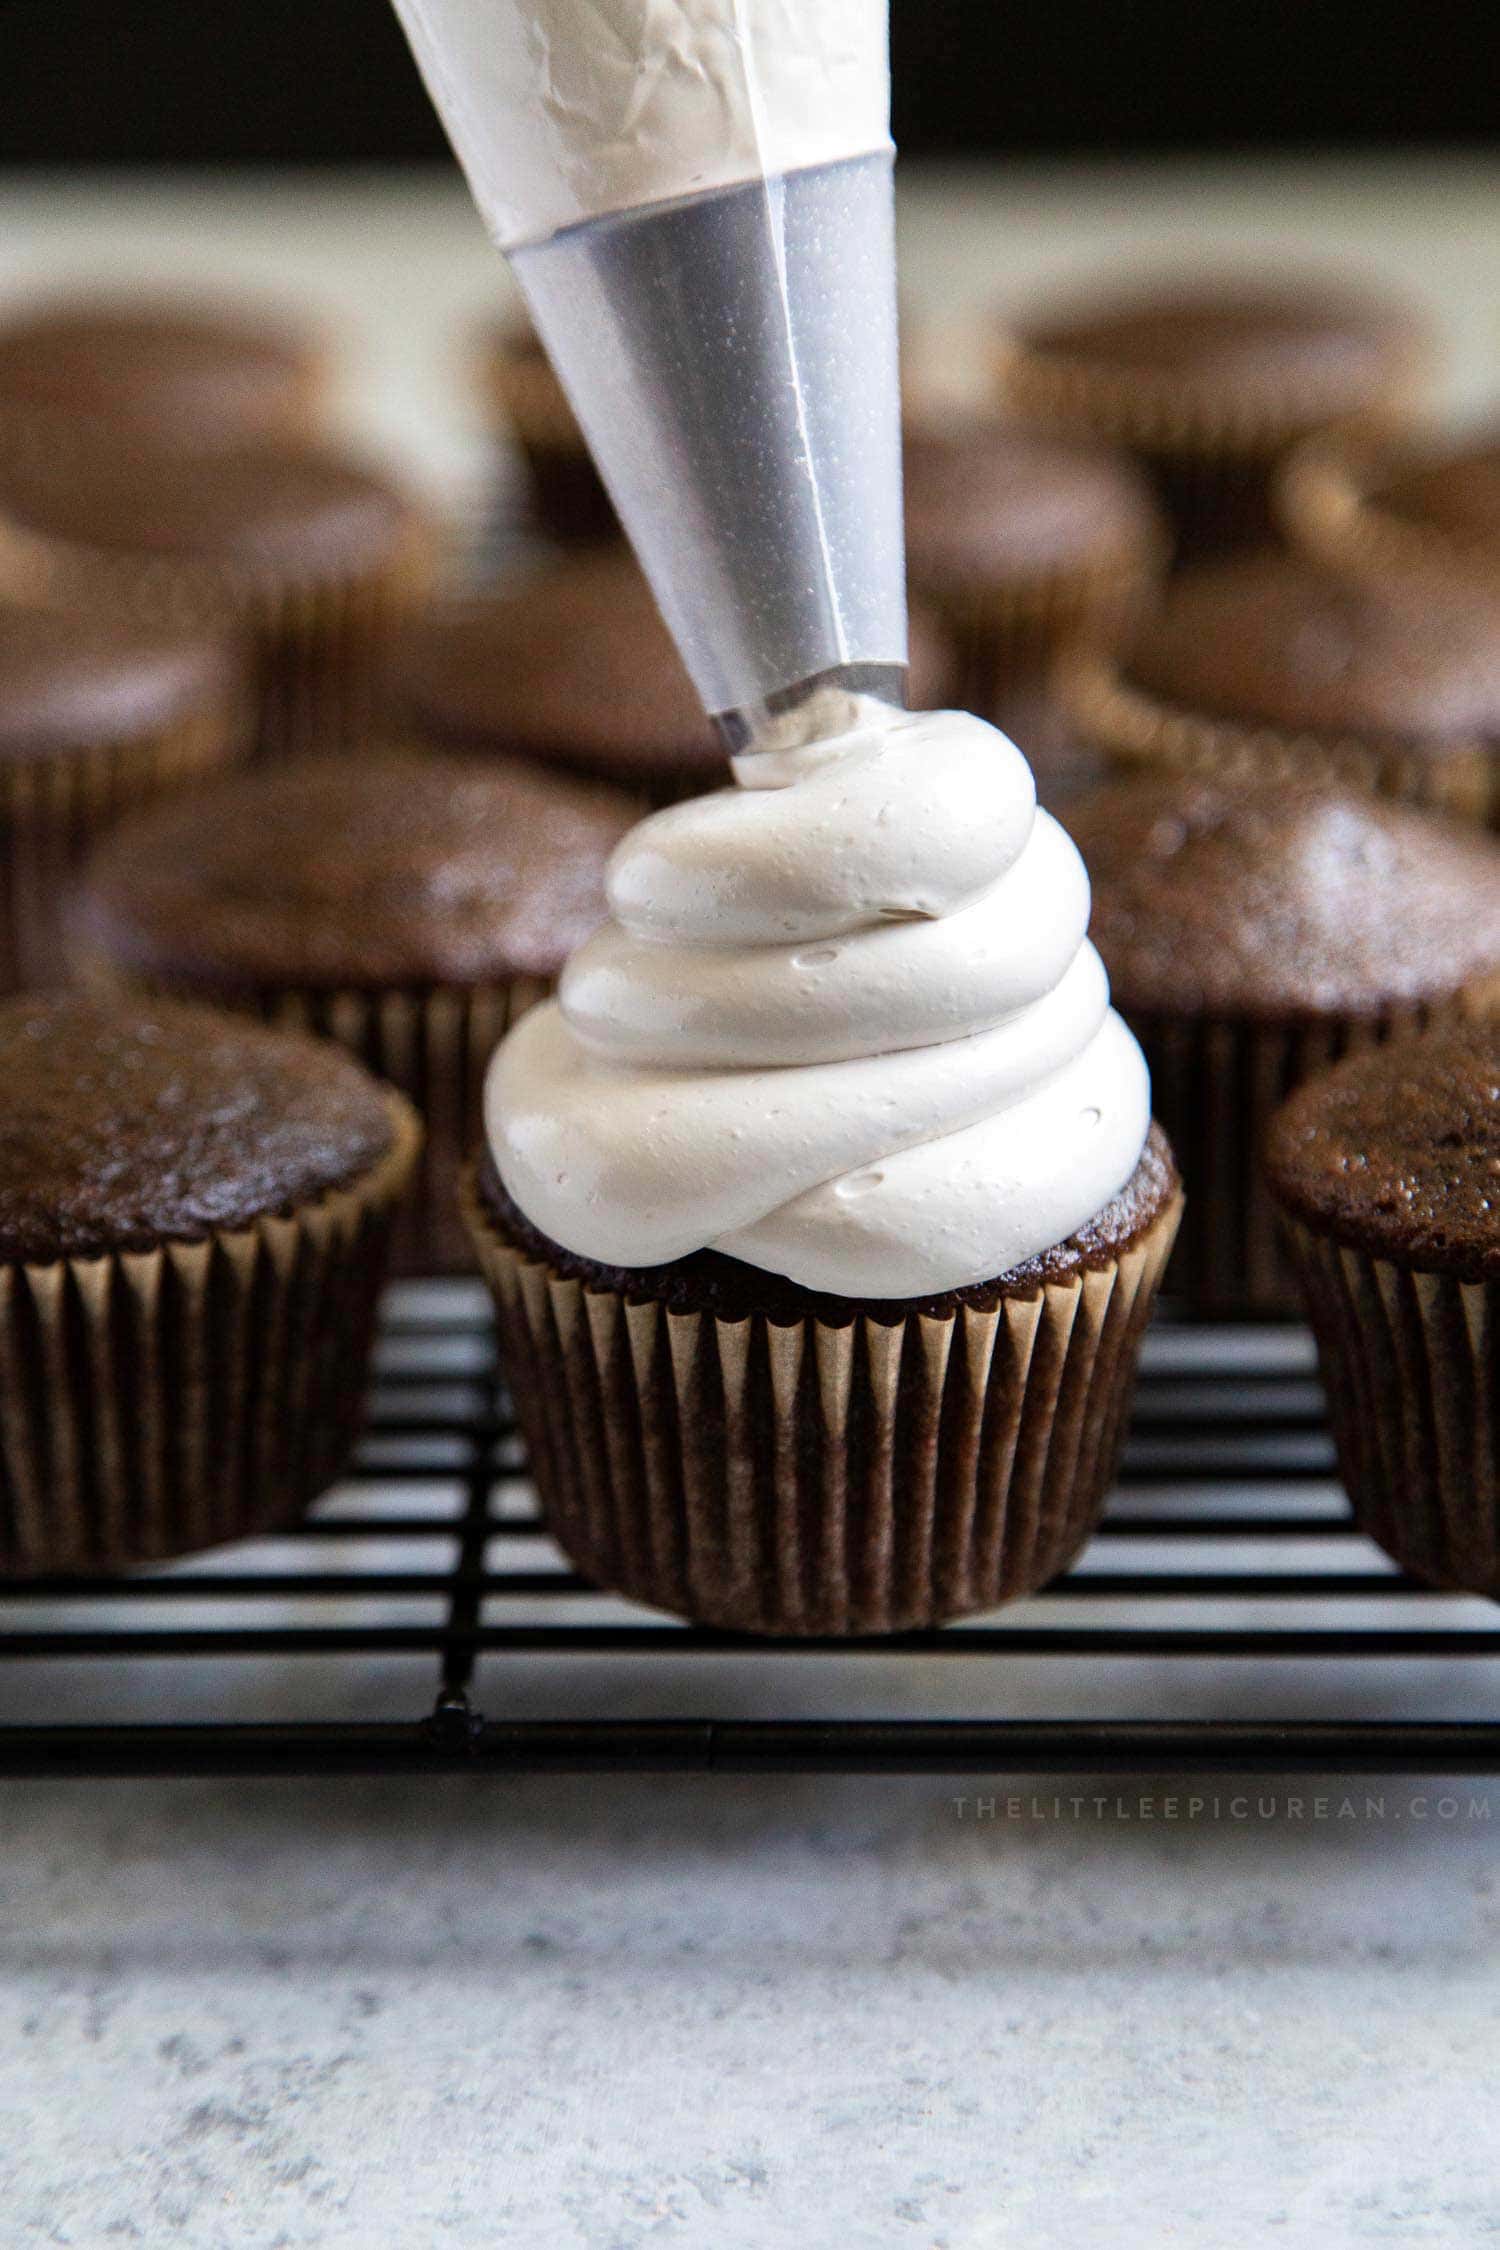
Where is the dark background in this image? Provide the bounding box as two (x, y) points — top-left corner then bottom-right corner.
(1, 0), (1494, 167)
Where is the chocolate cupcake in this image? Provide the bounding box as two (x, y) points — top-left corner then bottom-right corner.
(1069, 773), (1500, 1315)
(0, 296), (325, 456)
(0, 602), (239, 993)
(0, 994), (419, 1577)
(467, 1130), (1179, 1635)
(467, 704), (1179, 1636)
(1266, 1024), (1500, 1594)
(1067, 554), (1500, 827)
(69, 748), (636, 1274)
(479, 320), (616, 545)
(903, 419), (1165, 714)
(996, 274), (1430, 560)
(989, 681), (1110, 813)
(1283, 420), (1500, 589)
(0, 436), (436, 761)
(391, 551), (955, 807)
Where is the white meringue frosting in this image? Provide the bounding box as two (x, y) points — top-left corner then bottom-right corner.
(486, 696), (1151, 1297)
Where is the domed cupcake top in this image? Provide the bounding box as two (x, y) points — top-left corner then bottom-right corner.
(0, 603), (230, 761)
(1119, 555), (1500, 745)
(0, 438), (414, 576)
(0, 297), (319, 444)
(1009, 276), (1426, 407)
(389, 554), (953, 790)
(1375, 426), (1500, 549)
(1266, 1022), (1500, 1281)
(390, 554), (714, 784)
(0, 994), (396, 1265)
(73, 748), (636, 991)
(1068, 774), (1500, 1019)
(902, 421), (1161, 584)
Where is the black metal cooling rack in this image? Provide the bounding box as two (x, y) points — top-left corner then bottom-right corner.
(2, 1284), (1499, 1779)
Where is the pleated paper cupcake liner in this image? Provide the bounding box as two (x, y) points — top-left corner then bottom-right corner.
(69, 960), (549, 1277)
(0, 1096), (420, 1578)
(995, 336), (1427, 562)
(0, 509), (439, 763)
(1064, 652), (1499, 829)
(1130, 1001), (1490, 1318)
(1278, 1218), (1500, 1595)
(1, 698), (240, 995)
(912, 547), (1161, 722)
(463, 1174), (1182, 1637)
(245, 527), (441, 761)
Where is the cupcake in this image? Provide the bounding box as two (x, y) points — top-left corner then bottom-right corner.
(996, 274), (1431, 560)
(1067, 773), (1500, 1315)
(69, 748), (636, 1274)
(987, 681), (1110, 814)
(1067, 554), (1500, 827)
(466, 698), (1181, 1636)
(479, 319), (616, 545)
(0, 296), (325, 456)
(1283, 420), (1500, 588)
(0, 994), (419, 1577)
(0, 601), (239, 993)
(903, 419), (1165, 714)
(0, 435), (436, 761)
(390, 551), (955, 807)
(1267, 1024), (1500, 1594)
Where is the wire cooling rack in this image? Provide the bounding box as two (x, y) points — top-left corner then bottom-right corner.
(2, 1282), (1498, 1778)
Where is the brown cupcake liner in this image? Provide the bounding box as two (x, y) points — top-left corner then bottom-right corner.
(246, 525), (441, 761)
(1, 698), (241, 994)
(0, 508), (440, 763)
(462, 1174), (1182, 1636)
(1131, 998), (1492, 1319)
(912, 547), (1161, 721)
(994, 332), (1425, 463)
(1064, 651), (1499, 828)
(1277, 1218), (1500, 1595)
(995, 335), (1426, 560)
(1279, 430), (1500, 588)
(0, 1096), (421, 1578)
(70, 959), (549, 1278)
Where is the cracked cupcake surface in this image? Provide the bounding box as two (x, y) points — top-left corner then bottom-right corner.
(486, 693), (1150, 1297)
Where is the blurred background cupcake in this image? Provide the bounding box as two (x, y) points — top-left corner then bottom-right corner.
(1067, 772), (1500, 1314)
(390, 549), (957, 809)
(68, 747), (636, 1273)
(0, 434), (437, 760)
(0, 600), (239, 992)
(902, 416), (1166, 718)
(1066, 553), (1500, 826)
(478, 316), (617, 547)
(0, 293), (327, 458)
(1283, 417), (1500, 590)
(995, 272), (1432, 562)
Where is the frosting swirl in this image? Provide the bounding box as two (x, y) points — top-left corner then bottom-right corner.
(487, 697), (1150, 1297)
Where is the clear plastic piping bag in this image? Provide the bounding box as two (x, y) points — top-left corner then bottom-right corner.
(390, 1), (907, 744)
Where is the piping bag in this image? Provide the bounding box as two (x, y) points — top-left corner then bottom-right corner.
(389, 0), (905, 748)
